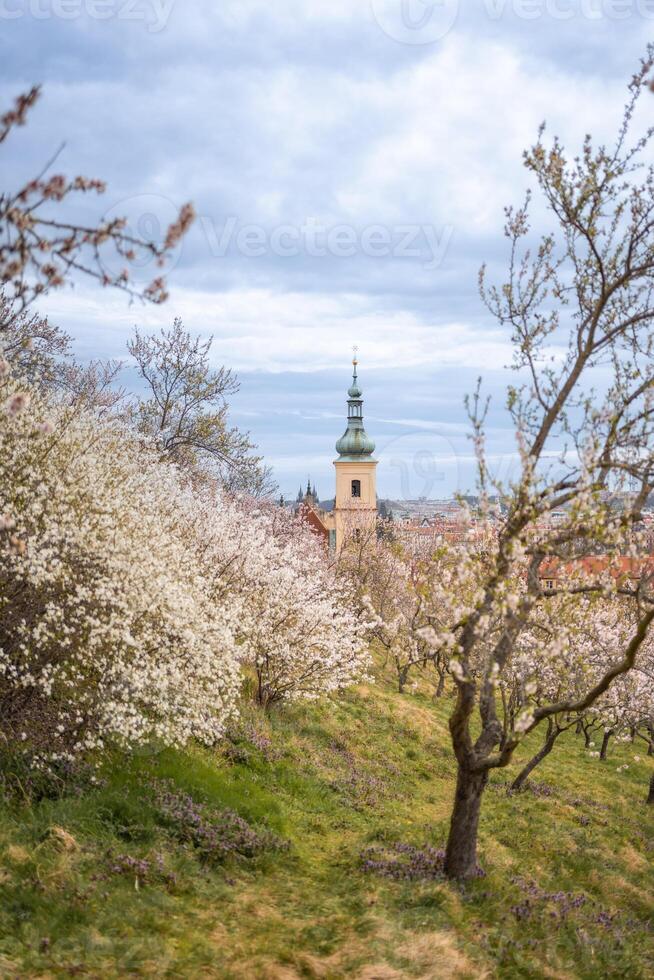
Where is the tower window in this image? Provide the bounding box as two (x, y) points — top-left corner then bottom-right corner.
(351, 479), (361, 498)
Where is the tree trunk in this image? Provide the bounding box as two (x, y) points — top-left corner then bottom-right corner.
(510, 720), (560, 791)
(434, 668), (446, 698)
(600, 729), (613, 761)
(444, 767), (488, 879)
(575, 718), (583, 735)
(647, 771), (654, 805)
(581, 719), (597, 748)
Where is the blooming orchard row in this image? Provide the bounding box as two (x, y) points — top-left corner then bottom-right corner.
(0, 369), (370, 766)
(342, 520), (654, 796)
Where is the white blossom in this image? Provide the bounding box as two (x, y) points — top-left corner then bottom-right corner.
(0, 378), (370, 762)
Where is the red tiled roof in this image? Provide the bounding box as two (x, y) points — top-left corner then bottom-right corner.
(539, 556), (654, 581)
(297, 502), (329, 543)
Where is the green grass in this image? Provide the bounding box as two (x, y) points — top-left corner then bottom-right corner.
(1, 668), (653, 979)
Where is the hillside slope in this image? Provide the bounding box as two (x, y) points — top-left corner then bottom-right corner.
(1, 666), (653, 979)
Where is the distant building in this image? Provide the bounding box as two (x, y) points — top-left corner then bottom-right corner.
(291, 355), (377, 553)
(539, 556), (654, 591)
(332, 356), (377, 552)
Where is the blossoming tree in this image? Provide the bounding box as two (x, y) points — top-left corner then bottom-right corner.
(0, 87), (194, 328)
(506, 596), (654, 790)
(338, 522), (433, 694)
(0, 387), (369, 764)
(196, 500), (371, 706)
(127, 320), (275, 497)
(420, 53), (654, 878)
(0, 378), (242, 763)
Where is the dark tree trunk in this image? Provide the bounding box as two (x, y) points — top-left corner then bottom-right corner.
(434, 669), (446, 698)
(444, 767), (488, 879)
(647, 771), (654, 805)
(581, 719), (597, 748)
(510, 720), (560, 791)
(397, 667), (408, 694)
(600, 729), (613, 761)
(500, 708), (516, 752)
(575, 718), (583, 735)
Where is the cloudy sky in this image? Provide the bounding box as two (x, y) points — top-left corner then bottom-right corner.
(2, 1), (653, 498)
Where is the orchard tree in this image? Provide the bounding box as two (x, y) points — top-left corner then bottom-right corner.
(0, 82), (193, 544)
(506, 595), (654, 790)
(0, 293), (123, 412)
(0, 87), (194, 329)
(0, 374), (242, 763)
(194, 500), (371, 707)
(586, 657), (654, 761)
(128, 320), (275, 497)
(339, 522), (429, 693)
(0, 374), (369, 766)
(421, 53), (654, 879)
(0, 293), (70, 388)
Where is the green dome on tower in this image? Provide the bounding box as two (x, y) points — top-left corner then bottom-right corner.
(348, 377), (362, 399)
(335, 357), (376, 460)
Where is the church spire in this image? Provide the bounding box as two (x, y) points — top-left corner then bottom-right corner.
(335, 351), (376, 460)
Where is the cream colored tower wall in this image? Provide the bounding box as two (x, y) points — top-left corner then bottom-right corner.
(333, 459), (377, 552)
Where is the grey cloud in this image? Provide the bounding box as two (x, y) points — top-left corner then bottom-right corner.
(1, 2), (646, 491)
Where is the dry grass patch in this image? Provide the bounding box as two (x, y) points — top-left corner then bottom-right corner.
(397, 930), (485, 979)
(5, 844), (30, 865)
(356, 964), (406, 980)
(619, 844), (649, 872)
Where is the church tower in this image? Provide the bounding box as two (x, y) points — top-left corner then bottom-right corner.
(333, 354), (377, 552)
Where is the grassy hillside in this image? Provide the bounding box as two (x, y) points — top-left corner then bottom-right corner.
(1, 664), (653, 979)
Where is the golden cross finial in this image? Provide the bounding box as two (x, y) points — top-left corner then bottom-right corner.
(352, 344), (359, 366)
